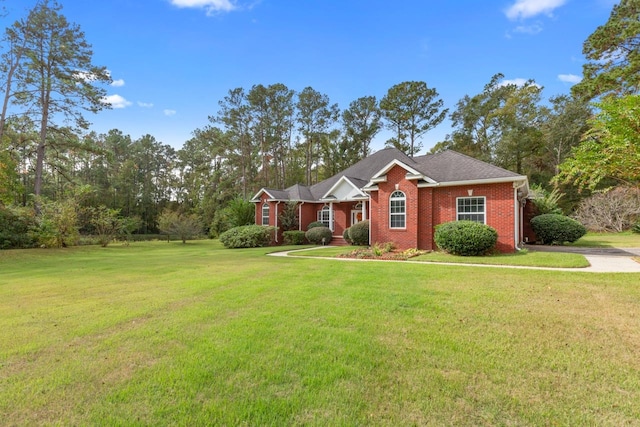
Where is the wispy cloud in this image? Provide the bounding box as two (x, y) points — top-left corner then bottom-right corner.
(170, 0), (236, 15)
(103, 94), (132, 109)
(499, 78), (541, 88)
(138, 101), (154, 108)
(164, 109), (177, 116)
(111, 79), (125, 87)
(513, 23), (543, 34)
(558, 74), (582, 83)
(505, 0), (566, 20)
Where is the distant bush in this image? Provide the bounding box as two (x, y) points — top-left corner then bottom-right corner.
(531, 214), (586, 245)
(305, 226), (332, 245)
(306, 221), (324, 230)
(633, 222), (640, 234)
(348, 220), (369, 246)
(572, 186), (640, 232)
(0, 205), (37, 249)
(434, 220), (498, 256)
(283, 230), (306, 245)
(219, 225), (275, 248)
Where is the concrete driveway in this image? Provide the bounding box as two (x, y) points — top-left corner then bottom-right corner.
(525, 245), (640, 273)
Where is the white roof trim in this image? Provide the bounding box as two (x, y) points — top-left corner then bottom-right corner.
(250, 188), (277, 202)
(364, 159), (437, 188)
(417, 176), (529, 188)
(321, 176), (367, 200)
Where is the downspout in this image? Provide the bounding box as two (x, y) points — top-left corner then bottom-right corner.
(368, 196), (372, 246)
(329, 201), (334, 233)
(513, 180), (527, 250)
(275, 201), (281, 243)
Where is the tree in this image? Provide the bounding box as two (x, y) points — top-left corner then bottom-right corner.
(342, 96), (382, 159)
(158, 209), (203, 244)
(556, 94), (640, 190)
(380, 81), (447, 157)
(572, 0), (640, 100)
(11, 1), (111, 204)
(296, 87), (339, 185)
(90, 205), (123, 247)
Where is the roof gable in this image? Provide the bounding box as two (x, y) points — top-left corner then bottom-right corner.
(321, 176), (368, 201)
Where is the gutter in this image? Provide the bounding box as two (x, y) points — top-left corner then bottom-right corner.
(513, 180), (528, 250)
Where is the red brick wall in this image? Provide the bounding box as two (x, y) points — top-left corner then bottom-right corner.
(369, 167), (519, 252)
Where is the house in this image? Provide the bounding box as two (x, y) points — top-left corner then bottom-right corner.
(251, 147), (530, 253)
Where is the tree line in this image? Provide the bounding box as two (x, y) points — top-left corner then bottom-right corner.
(1, 0), (639, 244)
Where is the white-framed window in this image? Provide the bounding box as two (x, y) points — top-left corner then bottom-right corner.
(457, 196), (486, 223)
(261, 202), (270, 226)
(389, 190), (406, 229)
(317, 205), (333, 229)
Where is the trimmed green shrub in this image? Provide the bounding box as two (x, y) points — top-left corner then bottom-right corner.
(434, 220), (498, 256)
(531, 214), (586, 245)
(305, 226), (332, 245)
(219, 225), (275, 248)
(343, 227), (352, 244)
(348, 220), (369, 246)
(283, 230), (306, 245)
(307, 221), (324, 230)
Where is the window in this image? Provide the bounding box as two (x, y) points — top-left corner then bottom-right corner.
(261, 202), (270, 226)
(317, 205), (333, 229)
(457, 197), (486, 223)
(389, 190), (406, 228)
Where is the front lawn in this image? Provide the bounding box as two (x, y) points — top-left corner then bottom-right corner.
(1, 240), (639, 425)
(288, 246), (589, 268)
(571, 231), (640, 248)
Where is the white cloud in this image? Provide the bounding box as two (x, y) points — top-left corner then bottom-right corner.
(111, 79), (125, 87)
(103, 94), (132, 109)
(499, 78), (541, 88)
(138, 101), (154, 108)
(558, 74), (582, 83)
(170, 0), (236, 15)
(164, 109), (177, 116)
(513, 23), (543, 34)
(505, 0), (566, 20)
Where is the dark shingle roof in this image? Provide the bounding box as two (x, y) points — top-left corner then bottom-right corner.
(255, 147), (525, 202)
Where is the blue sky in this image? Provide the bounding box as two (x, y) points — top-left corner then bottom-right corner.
(3, 0), (617, 153)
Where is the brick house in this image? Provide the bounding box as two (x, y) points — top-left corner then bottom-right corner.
(251, 147), (530, 252)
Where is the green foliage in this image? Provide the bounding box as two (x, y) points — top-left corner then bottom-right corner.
(305, 226), (332, 245)
(380, 81), (448, 157)
(219, 225), (275, 248)
(210, 197), (255, 237)
(556, 94), (640, 190)
(572, 0), (640, 100)
(307, 221), (324, 230)
(283, 230), (306, 245)
(632, 222), (640, 234)
(35, 197), (80, 248)
(434, 220), (498, 256)
(89, 206), (123, 247)
(158, 209), (203, 244)
(530, 214), (587, 245)
(0, 205), (37, 249)
(343, 227), (352, 244)
(529, 184), (563, 215)
(278, 201), (299, 232)
(348, 220), (369, 246)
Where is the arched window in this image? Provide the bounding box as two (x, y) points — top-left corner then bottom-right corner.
(389, 190), (406, 229)
(261, 202), (270, 226)
(317, 205), (333, 229)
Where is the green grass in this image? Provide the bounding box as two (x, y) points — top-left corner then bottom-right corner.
(571, 231), (640, 248)
(1, 240), (640, 425)
(288, 246), (590, 268)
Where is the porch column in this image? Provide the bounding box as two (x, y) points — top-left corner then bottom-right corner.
(329, 202), (334, 232)
(361, 201), (367, 221)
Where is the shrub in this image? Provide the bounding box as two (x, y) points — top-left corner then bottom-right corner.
(278, 202), (299, 232)
(219, 225), (275, 248)
(530, 214), (586, 245)
(307, 221), (324, 230)
(0, 205), (37, 249)
(572, 186), (640, 232)
(305, 226), (332, 245)
(633, 222), (640, 234)
(529, 184), (563, 215)
(434, 220), (498, 256)
(283, 230), (306, 245)
(348, 220), (369, 246)
(343, 227), (352, 244)
(158, 209), (203, 244)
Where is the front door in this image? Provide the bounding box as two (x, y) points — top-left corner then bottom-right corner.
(351, 210), (363, 226)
